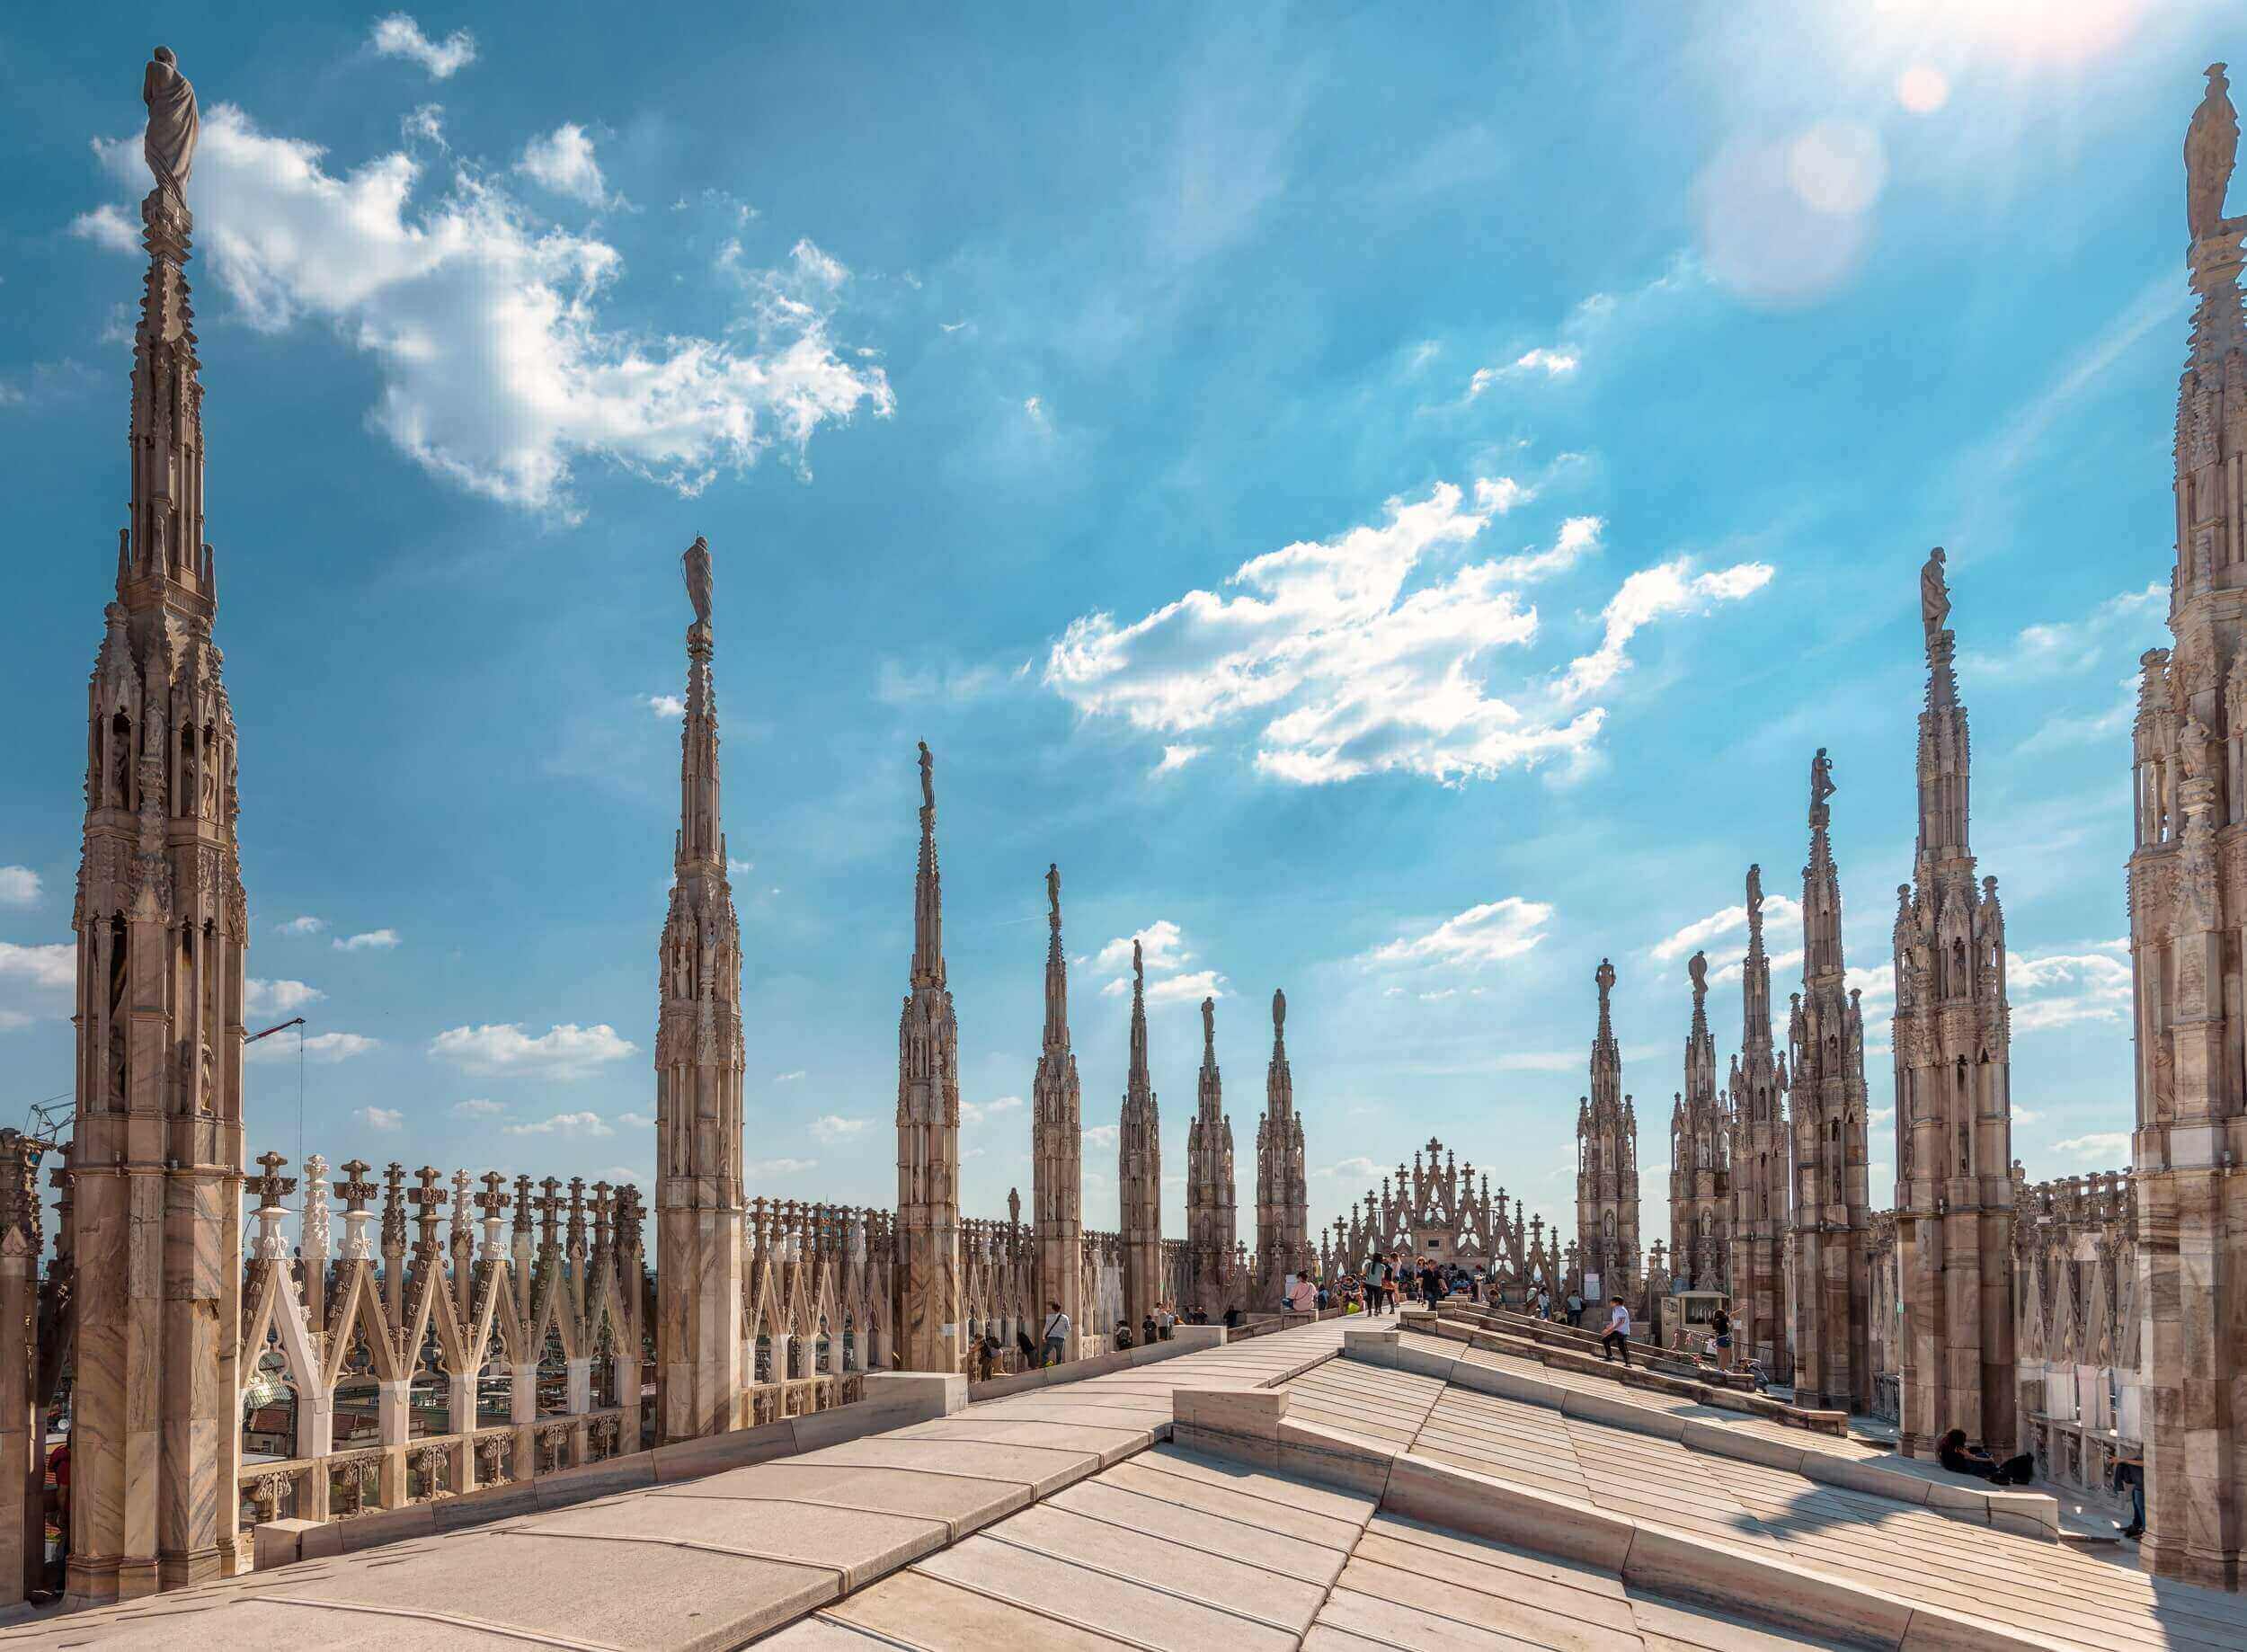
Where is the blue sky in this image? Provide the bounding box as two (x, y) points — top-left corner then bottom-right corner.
(0, 3), (2227, 1255)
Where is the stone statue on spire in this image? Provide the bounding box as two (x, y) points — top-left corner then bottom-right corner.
(1810, 748), (1836, 820)
(1045, 860), (1060, 931)
(919, 740), (934, 811)
(1919, 546), (1949, 644)
(681, 535), (713, 630)
(2187, 63), (2238, 239)
(142, 47), (199, 197)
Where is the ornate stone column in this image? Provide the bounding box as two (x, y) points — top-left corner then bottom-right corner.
(654, 537), (747, 1442)
(1256, 990), (1308, 1303)
(1727, 867), (1791, 1377)
(1119, 943), (1162, 1331)
(1031, 866), (1084, 1355)
(895, 743), (963, 1372)
(1185, 996), (1234, 1315)
(1788, 750), (1873, 1414)
(67, 50), (247, 1604)
(1574, 961), (1639, 1303)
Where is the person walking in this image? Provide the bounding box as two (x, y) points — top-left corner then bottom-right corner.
(1535, 1286), (1551, 1321)
(1565, 1289), (1584, 1328)
(1709, 1304), (1733, 1371)
(1041, 1301), (1071, 1368)
(1363, 1255), (1387, 1314)
(1601, 1297), (1633, 1365)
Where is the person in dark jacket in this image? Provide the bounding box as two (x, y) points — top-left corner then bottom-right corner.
(1937, 1428), (2035, 1487)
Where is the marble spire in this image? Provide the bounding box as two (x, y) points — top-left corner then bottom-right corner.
(895, 742), (963, 1371)
(1575, 960), (1639, 1301)
(1256, 987), (1308, 1304)
(1895, 549), (2017, 1461)
(653, 536), (746, 1443)
(67, 45), (249, 1604)
(1031, 863), (1083, 1358)
(1727, 864), (1790, 1376)
(1787, 749), (1873, 1413)
(1118, 940), (1163, 1332)
(1185, 994), (1236, 1316)
(1669, 950), (1730, 1293)
(2127, 66), (2247, 1584)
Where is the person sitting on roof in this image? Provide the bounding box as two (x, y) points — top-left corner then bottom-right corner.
(1936, 1427), (2035, 1487)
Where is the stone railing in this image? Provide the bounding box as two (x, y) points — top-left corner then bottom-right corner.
(2014, 1166), (2138, 1511)
(235, 1150), (648, 1535)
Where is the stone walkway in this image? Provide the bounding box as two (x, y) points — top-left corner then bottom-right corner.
(1283, 1346), (2247, 1652)
(0, 1322), (1351, 1651)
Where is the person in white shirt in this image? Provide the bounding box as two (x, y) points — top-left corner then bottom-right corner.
(1040, 1301), (1070, 1368)
(1602, 1297), (1633, 1366)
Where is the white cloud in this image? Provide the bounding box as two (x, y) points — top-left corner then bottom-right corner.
(369, 13), (477, 80)
(1147, 969), (1225, 1005)
(2022, 677), (2136, 754)
(774, 1069), (806, 1083)
(1470, 349), (1579, 396)
(811, 1115), (870, 1142)
(244, 978), (325, 1016)
(275, 915), (326, 937)
(402, 103), (446, 146)
(1082, 1124), (1119, 1149)
(249, 1031), (377, 1064)
(1048, 480), (1618, 786)
(960, 1096), (1025, 1127)
(1152, 744), (1204, 775)
(69, 204), (137, 253)
(746, 1157), (817, 1177)
(2008, 948), (2132, 1033)
(1964, 583), (2163, 681)
(1093, 921), (1193, 976)
(1314, 1156), (1382, 1180)
(2013, 1106), (2038, 1124)
(1868, 1106), (1895, 1126)
(2048, 1132), (2131, 1162)
(430, 1022), (637, 1078)
(76, 110), (892, 518)
(1494, 1051), (1583, 1072)
(450, 1097), (504, 1118)
(1648, 894), (1803, 963)
(0, 866), (40, 907)
(1051, 481), (1761, 786)
(1488, 516), (1603, 585)
(503, 1110), (614, 1138)
(616, 1111), (653, 1128)
(0, 942), (74, 991)
(518, 124), (609, 207)
(333, 928), (401, 952)
(646, 694), (686, 718)
(1556, 556), (1774, 703)
(1368, 897), (1551, 969)
(357, 1106), (404, 1132)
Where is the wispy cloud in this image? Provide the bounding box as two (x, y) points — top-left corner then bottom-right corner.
(2048, 1132), (2130, 1162)
(746, 1157), (817, 1177)
(646, 694), (686, 719)
(430, 1022), (637, 1078)
(369, 13), (478, 80)
(333, 928), (401, 953)
(245, 978), (325, 1016)
(0, 866), (40, 907)
(1367, 897), (1551, 969)
(503, 1110), (615, 1138)
(249, 1031), (377, 1064)
(1555, 557), (1774, 703)
(357, 1105), (404, 1131)
(450, 1098), (504, 1118)
(518, 123), (610, 207)
(1649, 893), (1802, 964)
(812, 1115), (870, 1142)
(275, 915), (326, 937)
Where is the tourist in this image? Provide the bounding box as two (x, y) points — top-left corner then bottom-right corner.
(1114, 1319), (1135, 1351)
(1601, 1297), (1632, 1365)
(1709, 1304), (1733, 1371)
(1222, 1303), (1241, 1331)
(1141, 1312), (1159, 1346)
(976, 1330), (1001, 1381)
(1937, 1427), (2035, 1487)
(1420, 1260), (1441, 1310)
(1015, 1326), (1039, 1370)
(1535, 1286), (1551, 1321)
(1565, 1289), (1584, 1327)
(2113, 1450), (2145, 1539)
(1041, 1301), (1070, 1367)
(1154, 1302), (1176, 1339)
(1363, 1255), (1388, 1314)
(1289, 1274), (1319, 1315)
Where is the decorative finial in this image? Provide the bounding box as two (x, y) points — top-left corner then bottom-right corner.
(1688, 949), (1707, 998)
(1202, 994), (1215, 1052)
(1046, 862), (1061, 930)
(681, 535), (713, 629)
(1272, 986), (1286, 1034)
(2189, 62), (2239, 239)
(142, 47), (200, 197)
(1132, 937), (1143, 990)
(1595, 957), (1615, 1005)
(919, 741), (934, 811)
(1919, 546), (1949, 644)
(1810, 748), (1835, 818)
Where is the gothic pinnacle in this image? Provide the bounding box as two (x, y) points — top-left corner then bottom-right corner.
(911, 741), (943, 991)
